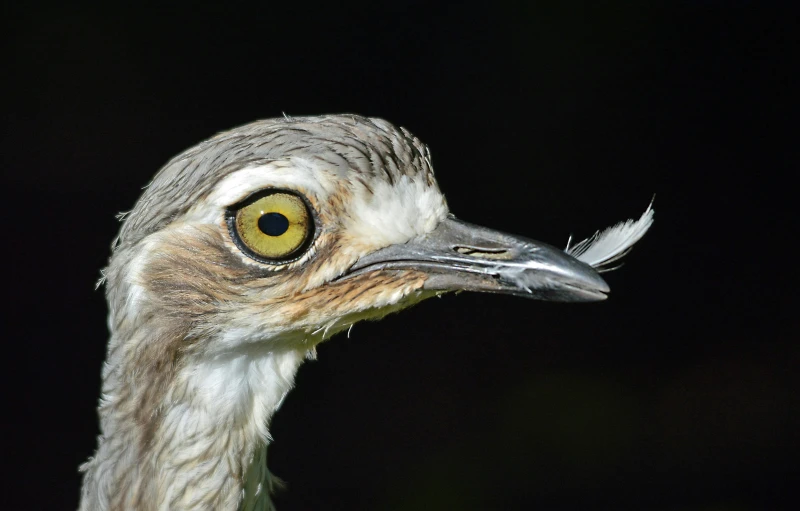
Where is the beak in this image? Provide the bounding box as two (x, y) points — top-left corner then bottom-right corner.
(340, 216), (610, 302)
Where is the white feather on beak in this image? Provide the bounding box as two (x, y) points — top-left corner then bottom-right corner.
(566, 199), (655, 272)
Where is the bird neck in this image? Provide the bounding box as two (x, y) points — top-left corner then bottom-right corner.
(80, 326), (306, 511)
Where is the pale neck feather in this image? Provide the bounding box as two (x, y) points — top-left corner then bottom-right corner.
(80, 330), (305, 511)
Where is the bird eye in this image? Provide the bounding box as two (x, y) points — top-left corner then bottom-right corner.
(227, 191), (314, 263)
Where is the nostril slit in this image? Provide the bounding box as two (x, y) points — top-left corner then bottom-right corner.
(454, 246), (510, 259)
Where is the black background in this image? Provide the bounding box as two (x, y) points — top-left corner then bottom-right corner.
(3, 3), (798, 510)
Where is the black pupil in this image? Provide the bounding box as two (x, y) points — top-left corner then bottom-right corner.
(258, 212), (289, 236)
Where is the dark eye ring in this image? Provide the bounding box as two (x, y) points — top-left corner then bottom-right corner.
(226, 190), (316, 264)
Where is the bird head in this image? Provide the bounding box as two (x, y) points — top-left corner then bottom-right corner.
(105, 115), (610, 367)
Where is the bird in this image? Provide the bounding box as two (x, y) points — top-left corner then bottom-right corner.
(79, 114), (653, 511)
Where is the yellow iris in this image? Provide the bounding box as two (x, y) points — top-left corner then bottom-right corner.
(233, 192), (312, 260)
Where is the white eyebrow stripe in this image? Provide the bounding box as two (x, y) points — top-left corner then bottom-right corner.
(209, 159), (334, 206)
(181, 159), (338, 225)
